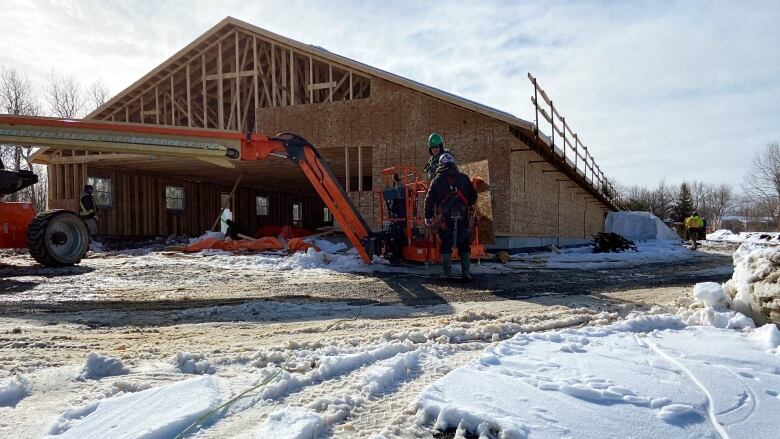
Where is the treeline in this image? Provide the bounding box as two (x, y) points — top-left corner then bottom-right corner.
(0, 66), (109, 211)
(617, 141), (780, 231)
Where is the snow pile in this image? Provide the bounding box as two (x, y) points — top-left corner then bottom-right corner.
(0, 375), (31, 408)
(251, 407), (323, 439)
(173, 352), (215, 375)
(724, 243), (780, 325)
(47, 376), (219, 438)
(306, 238), (348, 253)
(189, 230), (225, 244)
(692, 282), (732, 307)
(78, 353), (129, 380)
(707, 229), (780, 243)
(605, 211), (680, 241)
(414, 303), (780, 438)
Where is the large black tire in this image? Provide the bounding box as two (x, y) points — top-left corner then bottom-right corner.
(27, 210), (90, 267)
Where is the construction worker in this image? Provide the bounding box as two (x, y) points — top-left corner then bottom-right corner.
(684, 212), (704, 250)
(424, 152), (478, 281)
(423, 132), (450, 180)
(79, 184), (99, 240)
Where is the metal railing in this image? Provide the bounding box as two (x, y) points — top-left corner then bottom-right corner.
(528, 73), (620, 208)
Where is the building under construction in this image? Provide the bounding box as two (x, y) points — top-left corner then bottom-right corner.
(34, 17), (618, 249)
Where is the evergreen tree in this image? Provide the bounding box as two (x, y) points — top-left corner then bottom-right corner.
(673, 182), (695, 222)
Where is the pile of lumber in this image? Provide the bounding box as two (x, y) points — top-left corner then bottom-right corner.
(591, 232), (637, 253)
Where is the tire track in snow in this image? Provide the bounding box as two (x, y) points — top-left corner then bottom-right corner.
(644, 339), (731, 439)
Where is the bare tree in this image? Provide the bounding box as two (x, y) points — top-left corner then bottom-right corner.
(0, 66), (41, 201)
(651, 178), (673, 221)
(705, 184), (735, 229)
(46, 71), (85, 118)
(87, 80), (110, 112)
(744, 142), (780, 226)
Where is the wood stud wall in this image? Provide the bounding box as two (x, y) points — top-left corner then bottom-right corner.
(98, 28), (371, 132)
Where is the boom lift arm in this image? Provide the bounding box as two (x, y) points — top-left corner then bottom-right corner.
(0, 115), (376, 263)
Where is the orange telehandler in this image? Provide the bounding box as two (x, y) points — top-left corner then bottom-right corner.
(0, 115), (484, 267)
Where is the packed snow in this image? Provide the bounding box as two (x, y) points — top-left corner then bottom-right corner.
(508, 239), (699, 269)
(46, 376), (220, 438)
(411, 305), (780, 438)
(707, 229), (780, 244)
(79, 353), (129, 380)
(0, 375), (31, 408)
(3, 231), (774, 438)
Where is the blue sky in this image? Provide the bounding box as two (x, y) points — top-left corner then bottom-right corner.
(1, 0), (778, 187)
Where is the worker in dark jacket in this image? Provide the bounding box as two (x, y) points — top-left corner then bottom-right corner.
(423, 132), (451, 180)
(424, 152), (478, 281)
(79, 184), (99, 239)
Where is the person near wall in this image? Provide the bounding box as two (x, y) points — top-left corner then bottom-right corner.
(423, 132), (452, 180)
(79, 184), (99, 240)
(424, 152), (478, 281)
(684, 211), (704, 250)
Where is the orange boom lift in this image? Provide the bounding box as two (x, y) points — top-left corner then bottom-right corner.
(0, 115), (482, 266)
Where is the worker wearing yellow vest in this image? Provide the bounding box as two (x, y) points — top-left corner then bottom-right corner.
(684, 212), (704, 250)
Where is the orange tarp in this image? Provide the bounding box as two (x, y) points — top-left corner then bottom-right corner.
(183, 236), (319, 254)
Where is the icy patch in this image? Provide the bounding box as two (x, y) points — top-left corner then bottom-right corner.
(692, 282), (732, 307)
(251, 407), (324, 439)
(173, 352), (215, 375)
(79, 353), (129, 380)
(47, 376), (219, 438)
(0, 375), (31, 407)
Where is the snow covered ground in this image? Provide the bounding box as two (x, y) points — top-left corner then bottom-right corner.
(707, 229), (780, 244)
(1, 237), (764, 438)
(507, 240), (701, 269)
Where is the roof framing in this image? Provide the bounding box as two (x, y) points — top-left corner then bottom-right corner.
(88, 16), (535, 134)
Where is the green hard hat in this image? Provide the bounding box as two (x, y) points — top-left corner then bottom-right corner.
(428, 133), (444, 149)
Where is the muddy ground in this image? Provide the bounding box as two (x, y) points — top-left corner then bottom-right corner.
(0, 246), (737, 438)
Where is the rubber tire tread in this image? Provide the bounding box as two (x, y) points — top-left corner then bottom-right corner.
(26, 209), (89, 267)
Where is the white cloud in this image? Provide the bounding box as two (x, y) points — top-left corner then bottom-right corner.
(1, 0), (778, 187)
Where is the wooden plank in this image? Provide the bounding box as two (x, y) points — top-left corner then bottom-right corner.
(210, 173), (243, 231)
(271, 42), (277, 107)
(218, 39), (224, 129)
(170, 75), (176, 125)
(201, 53), (207, 128)
(307, 81), (337, 91)
(328, 64), (333, 102)
(155, 86), (160, 125)
(349, 70), (353, 100)
(253, 36), (259, 118)
(289, 48), (295, 105)
(235, 32), (241, 131)
(186, 63), (192, 127)
(309, 56), (313, 103)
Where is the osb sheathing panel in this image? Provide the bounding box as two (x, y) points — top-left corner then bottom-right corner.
(509, 139), (608, 238)
(459, 159), (495, 245)
(254, 77), (513, 234)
